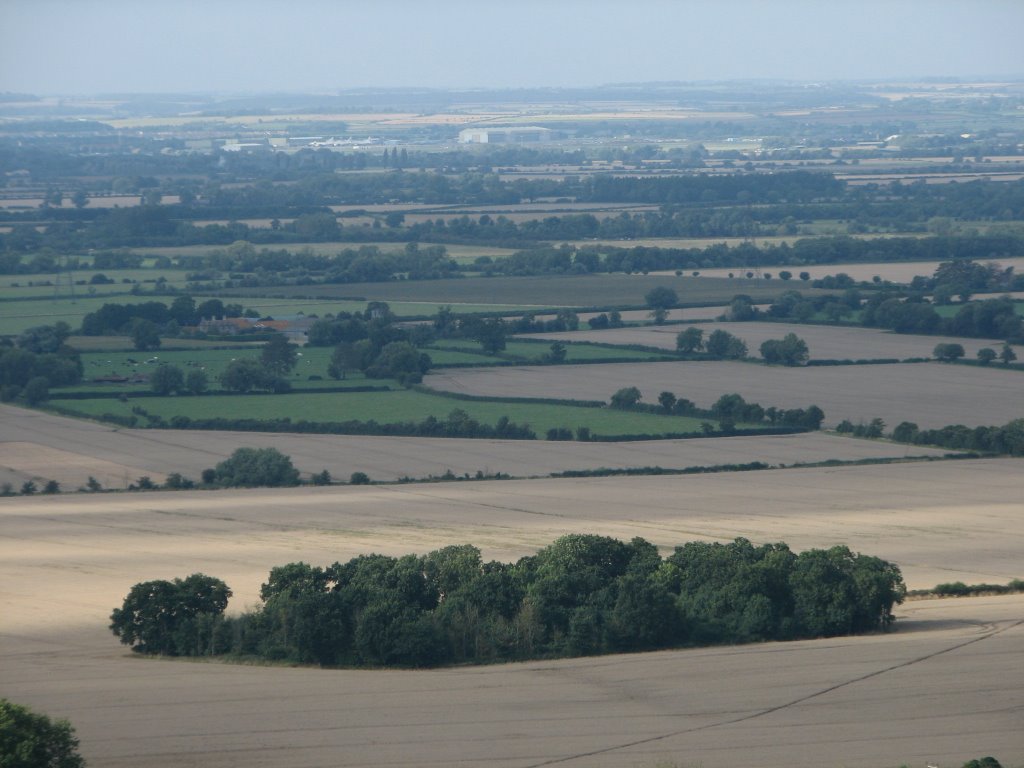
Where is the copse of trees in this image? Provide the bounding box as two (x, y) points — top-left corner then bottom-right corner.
(889, 418), (1024, 456)
(760, 333), (810, 366)
(0, 324), (83, 403)
(205, 447), (300, 488)
(111, 535), (906, 668)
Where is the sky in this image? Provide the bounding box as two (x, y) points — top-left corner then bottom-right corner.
(1, 0), (1023, 95)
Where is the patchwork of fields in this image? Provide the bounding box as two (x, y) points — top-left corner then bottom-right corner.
(424, 360), (1024, 429)
(1, 463), (1022, 767)
(0, 404), (951, 490)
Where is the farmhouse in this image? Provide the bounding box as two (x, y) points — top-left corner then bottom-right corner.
(459, 126), (553, 144)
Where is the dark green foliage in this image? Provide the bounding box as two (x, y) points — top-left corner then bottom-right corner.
(760, 333), (809, 366)
(675, 326), (704, 353)
(130, 535), (905, 669)
(150, 363), (184, 395)
(218, 358), (290, 393)
(311, 469), (332, 485)
(129, 318), (161, 351)
(0, 699), (85, 768)
(211, 447), (300, 487)
(891, 418), (1024, 456)
(22, 376), (50, 405)
(109, 573), (231, 656)
(609, 386), (642, 409)
(976, 347), (997, 365)
(705, 329), (747, 359)
(349, 471), (370, 485)
(260, 334), (298, 375)
(962, 757), (1003, 768)
(933, 342), (966, 362)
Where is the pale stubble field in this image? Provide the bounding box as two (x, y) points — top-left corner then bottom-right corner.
(425, 361), (1024, 429)
(2, 462), (1023, 767)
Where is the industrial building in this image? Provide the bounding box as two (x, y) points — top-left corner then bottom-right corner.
(458, 126), (553, 144)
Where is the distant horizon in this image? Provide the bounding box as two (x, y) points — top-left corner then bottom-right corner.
(5, 75), (1024, 101)
(3, 1), (1023, 96)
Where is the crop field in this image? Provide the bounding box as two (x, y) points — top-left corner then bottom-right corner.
(665, 256), (1024, 284)
(0, 404), (952, 490)
(424, 360), (1024, 429)
(219, 274), (814, 308)
(1, 462), (1022, 767)
(51, 388), (716, 437)
(533, 321), (1024, 362)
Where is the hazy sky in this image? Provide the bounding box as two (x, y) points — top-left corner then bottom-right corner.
(1, 0), (1022, 95)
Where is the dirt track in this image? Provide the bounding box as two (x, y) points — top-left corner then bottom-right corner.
(1, 462), (1022, 767)
(0, 404), (949, 490)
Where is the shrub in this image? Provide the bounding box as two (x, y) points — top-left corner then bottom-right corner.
(349, 471), (371, 485)
(212, 448), (300, 488)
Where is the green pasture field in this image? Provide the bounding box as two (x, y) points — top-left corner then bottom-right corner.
(50, 388), (717, 438)
(216, 274), (810, 309)
(73, 338), (671, 389)
(431, 338), (673, 363)
(932, 300), (1024, 319)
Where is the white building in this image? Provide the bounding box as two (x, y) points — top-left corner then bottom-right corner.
(459, 126), (553, 144)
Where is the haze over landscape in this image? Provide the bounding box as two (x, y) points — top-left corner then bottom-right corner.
(2, 0), (1024, 93)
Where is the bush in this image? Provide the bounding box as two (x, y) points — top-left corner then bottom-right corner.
(212, 448), (300, 488)
(0, 699), (85, 768)
(349, 471), (371, 485)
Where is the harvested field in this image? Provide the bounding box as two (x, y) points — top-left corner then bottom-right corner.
(533, 321), (1024, 362)
(425, 361), (1024, 429)
(0, 404), (950, 489)
(657, 255), (1024, 284)
(1, 462), (1023, 767)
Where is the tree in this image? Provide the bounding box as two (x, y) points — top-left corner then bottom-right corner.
(976, 347), (997, 366)
(543, 342), (567, 363)
(1000, 343), (1017, 366)
(212, 447), (300, 487)
(150, 364), (184, 395)
(658, 391), (677, 413)
(933, 342), (965, 362)
(468, 318), (507, 355)
(705, 329), (747, 359)
(675, 327), (704, 353)
(110, 573), (231, 655)
(760, 333), (809, 366)
(365, 341), (431, 385)
(185, 369), (208, 395)
(328, 341), (363, 380)
(22, 376), (49, 406)
(610, 386), (642, 409)
(645, 287), (678, 324)
(129, 319), (161, 351)
(218, 358), (288, 393)
(0, 699), (85, 768)
(260, 334), (297, 376)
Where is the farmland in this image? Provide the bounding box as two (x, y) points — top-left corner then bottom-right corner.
(2, 77), (1024, 768)
(0, 403), (952, 490)
(218, 274), (820, 308)
(534, 321), (1024, 362)
(1, 463), (1022, 767)
(424, 360), (1024, 429)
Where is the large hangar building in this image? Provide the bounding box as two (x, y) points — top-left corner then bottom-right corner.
(458, 126), (553, 144)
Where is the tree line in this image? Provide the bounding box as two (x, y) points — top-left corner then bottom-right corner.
(110, 534), (906, 668)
